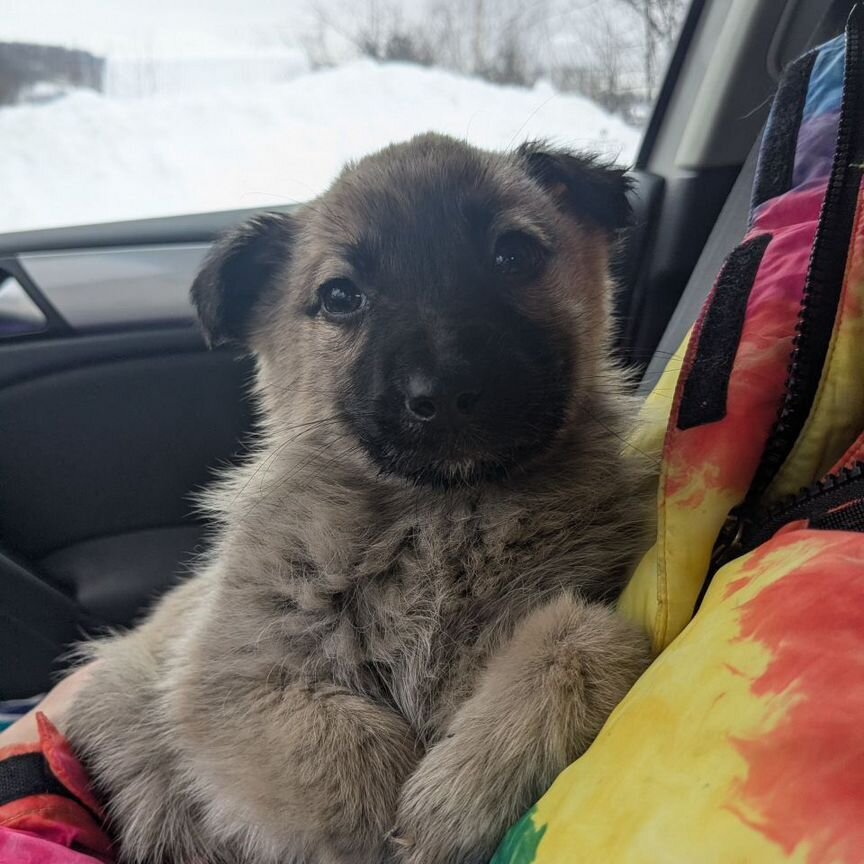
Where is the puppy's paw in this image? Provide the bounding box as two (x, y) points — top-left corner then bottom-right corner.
(390, 736), (507, 864)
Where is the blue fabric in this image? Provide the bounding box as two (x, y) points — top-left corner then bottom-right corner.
(0, 695), (43, 733)
(802, 34), (845, 123)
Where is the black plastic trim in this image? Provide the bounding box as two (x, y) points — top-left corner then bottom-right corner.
(0, 204), (296, 255)
(0, 326), (213, 389)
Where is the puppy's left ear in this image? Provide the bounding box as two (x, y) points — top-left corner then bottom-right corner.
(517, 141), (633, 233)
(191, 211), (296, 347)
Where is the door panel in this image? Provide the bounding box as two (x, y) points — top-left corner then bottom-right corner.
(0, 215), (275, 697)
(0, 319), (253, 697)
(0, 347), (252, 560)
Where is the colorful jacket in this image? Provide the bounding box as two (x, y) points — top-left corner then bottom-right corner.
(495, 10), (864, 864)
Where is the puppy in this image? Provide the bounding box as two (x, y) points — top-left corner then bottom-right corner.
(68, 133), (654, 864)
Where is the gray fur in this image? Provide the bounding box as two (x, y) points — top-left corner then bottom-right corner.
(67, 133), (655, 864)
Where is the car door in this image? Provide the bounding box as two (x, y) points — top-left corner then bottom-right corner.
(0, 218), (258, 695)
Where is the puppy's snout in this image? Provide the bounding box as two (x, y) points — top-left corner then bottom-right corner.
(403, 372), (482, 427)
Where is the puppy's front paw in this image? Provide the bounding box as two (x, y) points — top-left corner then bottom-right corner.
(390, 736), (507, 864)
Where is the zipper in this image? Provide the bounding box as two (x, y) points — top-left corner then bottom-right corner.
(708, 507), (748, 576)
(698, 9), (864, 610)
(750, 7), (864, 504)
(702, 462), (864, 609)
(740, 461), (864, 553)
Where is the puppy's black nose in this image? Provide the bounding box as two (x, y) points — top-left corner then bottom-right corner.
(404, 373), (481, 425)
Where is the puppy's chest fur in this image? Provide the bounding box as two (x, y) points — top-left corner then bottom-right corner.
(267, 503), (621, 741)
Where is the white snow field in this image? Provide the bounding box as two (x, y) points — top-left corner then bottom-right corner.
(0, 60), (642, 233)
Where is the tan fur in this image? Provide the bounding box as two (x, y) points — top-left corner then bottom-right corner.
(67, 134), (655, 864)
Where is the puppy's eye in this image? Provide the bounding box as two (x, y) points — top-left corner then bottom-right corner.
(319, 279), (366, 319)
(492, 232), (546, 281)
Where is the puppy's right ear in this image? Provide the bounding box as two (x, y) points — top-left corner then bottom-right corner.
(191, 212), (296, 347)
(517, 141), (632, 234)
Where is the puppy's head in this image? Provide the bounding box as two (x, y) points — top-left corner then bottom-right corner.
(192, 134), (630, 487)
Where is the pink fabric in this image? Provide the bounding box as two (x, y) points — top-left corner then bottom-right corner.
(0, 714), (113, 864)
(0, 827), (108, 864)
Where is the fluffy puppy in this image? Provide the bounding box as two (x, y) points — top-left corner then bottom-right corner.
(67, 133), (654, 864)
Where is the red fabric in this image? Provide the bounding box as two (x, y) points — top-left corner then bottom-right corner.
(0, 713), (113, 864)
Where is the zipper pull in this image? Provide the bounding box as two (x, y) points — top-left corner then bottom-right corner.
(709, 507), (747, 574)
(694, 507), (750, 615)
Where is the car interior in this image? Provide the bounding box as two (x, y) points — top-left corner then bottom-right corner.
(0, 0), (856, 699)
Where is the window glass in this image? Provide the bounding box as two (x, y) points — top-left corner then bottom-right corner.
(1, 0), (689, 232)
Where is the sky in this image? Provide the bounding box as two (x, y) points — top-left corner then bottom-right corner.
(3, 0), (318, 56)
(2, 0), (643, 59)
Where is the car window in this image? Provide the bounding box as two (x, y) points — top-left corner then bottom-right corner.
(1, 0), (689, 233)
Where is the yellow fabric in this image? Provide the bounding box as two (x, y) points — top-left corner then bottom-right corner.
(521, 528), (864, 863)
(617, 331), (689, 650)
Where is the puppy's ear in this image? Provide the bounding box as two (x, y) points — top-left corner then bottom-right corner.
(191, 212), (296, 347)
(517, 141), (633, 233)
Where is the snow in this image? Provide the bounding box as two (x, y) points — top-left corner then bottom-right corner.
(103, 51), (309, 100)
(0, 60), (642, 234)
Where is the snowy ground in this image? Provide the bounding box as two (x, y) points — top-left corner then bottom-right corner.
(0, 60), (642, 234)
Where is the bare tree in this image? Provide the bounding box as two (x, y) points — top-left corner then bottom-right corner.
(617, 0), (687, 99)
(304, 0), (434, 66)
(549, 6), (643, 121)
(298, 0), (687, 124)
(298, 7), (334, 69)
(427, 0), (550, 85)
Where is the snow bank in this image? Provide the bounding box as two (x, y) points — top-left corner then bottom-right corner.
(104, 50), (309, 99)
(0, 60), (641, 233)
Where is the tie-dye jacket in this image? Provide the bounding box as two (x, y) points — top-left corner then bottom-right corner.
(495, 11), (864, 864)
